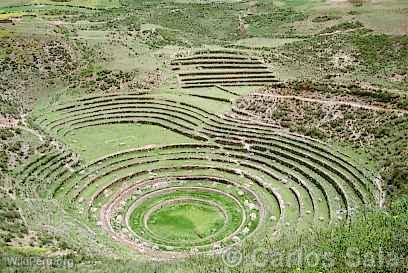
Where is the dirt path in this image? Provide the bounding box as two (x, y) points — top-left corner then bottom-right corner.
(20, 114), (44, 142)
(317, 27), (363, 37)
(250, 93), (408, 113)
(0, 114), (44, 142)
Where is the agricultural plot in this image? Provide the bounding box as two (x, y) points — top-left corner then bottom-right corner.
(171, 50), (279, 88)
(17, 85), (379, 258)
(32, 0), (119, 8)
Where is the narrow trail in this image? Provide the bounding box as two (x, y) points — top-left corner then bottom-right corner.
(20, 114), (44, 142)
(0, 114), (44, 142)
(250, 93), (408, 113)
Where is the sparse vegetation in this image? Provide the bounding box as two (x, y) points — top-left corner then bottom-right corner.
(0, 0), (407, 272)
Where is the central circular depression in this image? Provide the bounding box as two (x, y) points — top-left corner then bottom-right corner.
(127, 188), (246, 249)
(144, 198), (227, 242)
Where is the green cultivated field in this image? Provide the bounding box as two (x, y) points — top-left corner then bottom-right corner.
(146, 203), (225, 241)
(63, 124), (197, 162)
(0, 0), (407, 272)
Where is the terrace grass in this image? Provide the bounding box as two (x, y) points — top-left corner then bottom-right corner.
(178, 86), (239, 101)
(333, 142), (377, 172)
(160, 92), (233, 114)
(0, 0), (30, 7)
(31, 0), (119, 8)
(234, 37), (302, 48)
(0, 11), (30, 20)
(63, 124), (198, 162)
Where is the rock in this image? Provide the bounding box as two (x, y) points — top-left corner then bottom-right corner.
(247, 203), (257, 210)
(232, 236), (240, 242)
(242, 227), (250, 235)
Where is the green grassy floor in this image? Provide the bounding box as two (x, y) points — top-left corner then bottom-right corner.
(146, 202), (225, 241)
(63, 124), (198, 162)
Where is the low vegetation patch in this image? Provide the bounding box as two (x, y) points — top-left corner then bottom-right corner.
(0, 0), (407, 272)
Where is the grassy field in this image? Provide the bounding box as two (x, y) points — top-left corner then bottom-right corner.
(63, 124), (197, 162)
(0, 0), (121, 8)
(0, 0), (407, 272)
(145, 203), (225, 241)
(0, 0), (30, 8)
